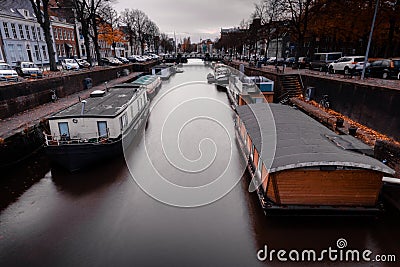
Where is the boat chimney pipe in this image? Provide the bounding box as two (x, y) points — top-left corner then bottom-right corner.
(81, 100), (87, 115)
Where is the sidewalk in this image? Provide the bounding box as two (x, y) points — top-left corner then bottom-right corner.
(0, 72), (143, 139)
(231, 59), (400, 90)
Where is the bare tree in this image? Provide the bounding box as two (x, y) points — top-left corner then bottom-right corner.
(119, 9), (136, 55)
(281, 0), (324, 57)
(29, 0), (57, 71)
(131, 9), (149, 55)
(252, 0), (284, 56)
(68, 0), (93, 65)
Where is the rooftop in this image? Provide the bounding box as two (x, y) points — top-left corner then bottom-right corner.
(50, 85), (144, 118)
(236, 103), (394, 175)
(132, 75), (159, 86)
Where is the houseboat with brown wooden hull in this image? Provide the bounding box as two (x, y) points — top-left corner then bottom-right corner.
(44, 84), (150, 172)
(235, 103), (395, 215)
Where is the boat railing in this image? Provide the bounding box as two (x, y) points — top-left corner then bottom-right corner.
(44, 130), (110, 146)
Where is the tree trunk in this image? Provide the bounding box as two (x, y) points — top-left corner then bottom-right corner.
(91, 17), (101, 65)
(29, 0), (57, 71)
(43, 18), (58, 71)
(385, 16), (396, 58)
(82, 25), (92, 65)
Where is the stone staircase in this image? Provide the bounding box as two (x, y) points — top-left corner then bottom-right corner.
(278, 74), (303, 104)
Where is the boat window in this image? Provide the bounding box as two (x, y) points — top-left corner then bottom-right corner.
(97, 121), (108, 138)
(120, 113), (128, 131)
(58, 122), (70, 139)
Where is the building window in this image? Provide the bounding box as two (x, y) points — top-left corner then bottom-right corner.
(63, 29), (67, 40)
(16, 44), (24, 61)
(34, 45), (41, 61)
(54, 29), (58, 39)
(42, 45), (47, 60)
(81, 44), (86, 56)
(23, 10), (29, 17)
(18, 24), (24, 39)
(37, 27), (42, 40)
(25, 25), (31, 39)
(3, 22), (10, 38)
(11, 23), (17, 39)
(71, 31), (74, 41)
(56, 44), (61, 57)
(59, 28), (63, 40)
(67, 31), (71, 40)
(61, 44), (65, 57)
(31, 26), (37, 40)
(8, 44), (16, 62)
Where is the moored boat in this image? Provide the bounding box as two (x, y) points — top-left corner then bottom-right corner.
(130, 75), (161, 100)
(152, 64), (173, 80)
(235, 103), (395, 215)
(44, 84), (150, 172)
(214, 64), (230, 90)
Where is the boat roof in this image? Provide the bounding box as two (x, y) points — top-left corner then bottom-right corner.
(50, 85), (145, 119)
(132, 75), (159, 85)
(236, 103), (394, 175)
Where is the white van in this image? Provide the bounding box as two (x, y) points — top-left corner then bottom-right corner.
(309, 52), (342, 71)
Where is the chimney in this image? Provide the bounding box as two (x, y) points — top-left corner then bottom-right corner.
(81, 100), (87, 115)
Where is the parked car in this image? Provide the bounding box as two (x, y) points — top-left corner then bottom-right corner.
(75, 58), (91, 68)
(266, 57), (277, 65)
(100, 57), (122, 66)
(115, 56), (129, 64)
(15, 61), (43, 78)
(294, 57), (310, 69)
(284, 57), (296, 66)
(0, 62), (19, 81)
(128, 55), (144, 63)
(367, 58), (400, 79)
(61, 59), (80, 70)
(309, 52), (342, 71)
(327, 56), (365, 74)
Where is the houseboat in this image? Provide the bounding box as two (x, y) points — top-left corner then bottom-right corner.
(45, 84), (150, 172)
(228, 75), (274, 106)
(151, 64), (173, 80)
(131, 75), (161, 99)
(235, 103), (395, 215)
(214, 65), (230, 90)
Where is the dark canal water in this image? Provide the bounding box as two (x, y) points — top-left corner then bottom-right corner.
(1, 59), (399, 267)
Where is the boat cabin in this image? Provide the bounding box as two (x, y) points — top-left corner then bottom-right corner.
(151, 64), (173, 80)
(47, 85), (148, 143)
(131, 75), (161, 98)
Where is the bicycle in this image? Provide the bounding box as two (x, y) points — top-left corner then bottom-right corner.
(319, 95), (330, 109)
(50, 89), (58, 102)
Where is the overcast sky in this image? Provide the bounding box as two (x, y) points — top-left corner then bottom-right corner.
(114, 0), (255, 43)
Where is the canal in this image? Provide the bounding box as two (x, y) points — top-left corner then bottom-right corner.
(0, 59), (399, 267)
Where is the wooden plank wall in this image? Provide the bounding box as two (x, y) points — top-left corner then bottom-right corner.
(272, 169), (383, 206)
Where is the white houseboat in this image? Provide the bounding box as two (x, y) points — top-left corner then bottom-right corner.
(131, 75), (161, 99)
(151, 64), (173, 80)
(45, 84), (150, 172)
(214, 64), (230, 90)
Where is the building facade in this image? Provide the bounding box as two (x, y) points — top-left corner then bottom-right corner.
(51, 16), (78, 60)
(0, 1), (51, 66)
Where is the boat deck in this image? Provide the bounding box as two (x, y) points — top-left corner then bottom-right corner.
(50, 86), (144, 118)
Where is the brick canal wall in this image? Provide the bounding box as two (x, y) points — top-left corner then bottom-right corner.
(301, 75), (400, 142)
(226, 61), (399, 142)
(0, 61), (157, 120)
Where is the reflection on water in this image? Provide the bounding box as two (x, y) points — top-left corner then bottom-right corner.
(0, 59), (399, 267)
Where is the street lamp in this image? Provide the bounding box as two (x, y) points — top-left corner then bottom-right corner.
(361, 0), (380, 80)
